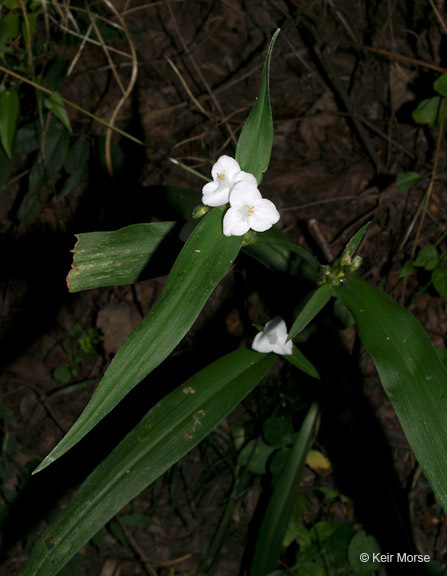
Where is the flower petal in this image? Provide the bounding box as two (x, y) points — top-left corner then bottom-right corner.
(250, 198), (280, 232)
(252, 332), (274, 353)
(252, 316), (292, 355)
(234, 170), (258, 186)
(202, 181), (219, 195)
(211, 155), (241, 181)
(272, 339), (293, 355)
(223, 207), (251, 236)
(202, 183), (231, 207)
(264, 316), (287, 336)
(229, 181), (262, 207)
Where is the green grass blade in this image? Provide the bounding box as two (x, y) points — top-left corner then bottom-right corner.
(249, 403), (319, 576)
(24, 349), (276, 576)
(236, 29), (280, 183)
(288, 284), (333, 341)
(336, 275), (447, 512)
(67, 222), (181, 292)
(34, 207), (242, 473)
(285, 345), (320, 379)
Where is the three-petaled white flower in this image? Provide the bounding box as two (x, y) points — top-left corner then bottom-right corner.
(252, 316), (293, 355)
(202, 155), (257, 207)
(223, 182), (280, 237)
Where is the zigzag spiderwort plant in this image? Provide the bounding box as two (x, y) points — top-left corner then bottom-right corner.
(24, 30), (447, 576)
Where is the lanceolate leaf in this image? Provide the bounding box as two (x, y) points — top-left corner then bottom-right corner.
(44, 92), (72, 133)
(67, 222), (181, 292)
(249, 403), (319, 576)
(288, 283), (333, 341)
(34, 207), (242, 473)
(24, 349), (276, 576)
(285, 345), (320, 379)
(336, 275), (447, 512)
(236, 29), (280, 184)
(0, 88), (19, 158)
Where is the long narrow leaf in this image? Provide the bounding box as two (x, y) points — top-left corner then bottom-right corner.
(236, 30), (280, 183)
(34, 207), (242, 473)
(0, 88), (19, 158)
(336, 275), (447, 512)
(285, 345), (320, 379)
(67, 222), (180, 292)
(24, 349), (276, 576)
(288, 283), (333, 341)
(249, 403), (319, 576)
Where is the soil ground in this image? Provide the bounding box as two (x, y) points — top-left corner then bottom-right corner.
(1, 1), (447, 574)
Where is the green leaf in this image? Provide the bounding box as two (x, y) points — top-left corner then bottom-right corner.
(52, 364), (72, 384)
(243, 227), (320, 282)
(432, 265), (447, 297)
(284, 345), (320, 379)
(263, 417), (293, 447)
(14, 119), (41, 155)
(64, 138), (90, 174)
(335, 275), (447, 513)
(248, 403), (319, 576)
(412, 96), (443, 127)
(238, 437), (276, 474)
(0, 89), (19, 158)
(0, 143), (12, 192)
(22, 12), (37, 43)
(0, 20), (10, 53)
(57, 137), (90, 199)
(66, 222), (181, 292)
(398, 259), (415, 278)
(34, 207), (242, 473)
(0, 402), (17, 427)
(3, 12), (19, 39)
(28, 115), (70, 193)
(433, 74), (447, 96)
(59, 168), (87, 200)
(348, 530), (381, 575)
(44, 92), (72, 133)
(340, 222), (370, 262)
(23, 349), (276, 576)
(396, 171), (422, 192)
(119, 513), (150, 530)
(288, 284), (333, 341)
(236, 29), (280, 184)
(414, 244), (438, 268)
(42, 60), (68, 92)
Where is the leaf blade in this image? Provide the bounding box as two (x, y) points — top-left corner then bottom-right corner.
(248, 403), (319, 576)
(288, 283), (333, 341)
(0, 88), (19, 158)
(24, 349), (276, 576)
(336, 275), (447, 512)
(235, 29), (280, 184)
(67, 222), (181, 292)
(34, 207), (242, 473)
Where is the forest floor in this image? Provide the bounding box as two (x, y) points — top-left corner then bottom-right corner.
(1, 1), (447, 574)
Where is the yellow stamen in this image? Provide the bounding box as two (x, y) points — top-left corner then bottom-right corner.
(218, 172), (225, 180)
(246, 204), (254, 216)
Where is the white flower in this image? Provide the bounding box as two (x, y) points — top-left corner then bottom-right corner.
(252, 316), (293, 355)
(223, 181), (280, 237)
(202, 155), (257, 207)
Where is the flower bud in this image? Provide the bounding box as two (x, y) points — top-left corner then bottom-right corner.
(192, 204), (211, 219)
